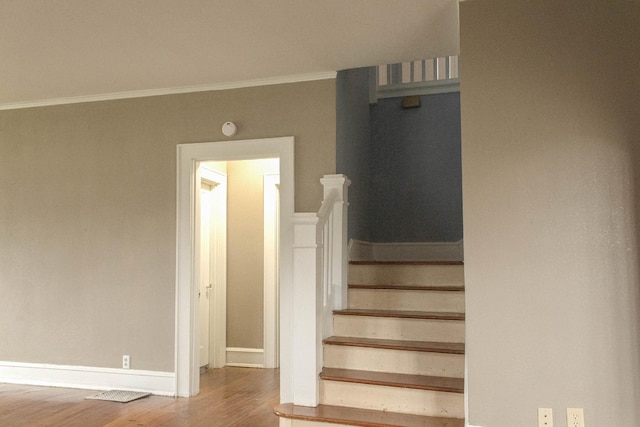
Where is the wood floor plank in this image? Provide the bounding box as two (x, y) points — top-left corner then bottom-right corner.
(333, 308), (465, 321)
(349, 261), (464, 266)
(323, 336), (465, 354)
(349, 284), (465, 291)
(0, 367), (279, 426)
(274, 403), (464, 427)
(320, 368), (464, 393)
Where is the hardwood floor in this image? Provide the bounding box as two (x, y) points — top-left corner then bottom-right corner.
(0, 367), (280, 426)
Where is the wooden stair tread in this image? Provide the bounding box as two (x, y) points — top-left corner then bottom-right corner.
(274, 403), (464, 427)
(320, 368), (464, 393)
(334, 308), (465, 321)
(323, 336), (465, 354)
(349, 284), (465, 292)
(349, 261), (463, 266)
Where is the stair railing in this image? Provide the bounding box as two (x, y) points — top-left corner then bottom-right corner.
(290, 174), (350, 406)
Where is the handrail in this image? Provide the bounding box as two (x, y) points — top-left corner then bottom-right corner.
(371, 56), (460, 101)
(317, 189), (339, 224)
(290, 174), (350, 407)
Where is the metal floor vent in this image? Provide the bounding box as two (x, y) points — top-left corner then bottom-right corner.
(86, 390), (151, 403)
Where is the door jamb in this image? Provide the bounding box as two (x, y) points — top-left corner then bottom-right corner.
(263, 174), (280, 369)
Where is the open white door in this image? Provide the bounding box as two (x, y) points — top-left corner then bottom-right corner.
(198, 184), (213, 368)
(200, 167), (227, 369)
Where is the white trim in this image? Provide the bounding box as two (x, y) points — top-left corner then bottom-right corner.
(176, 137), (294, 398)
(200, 167), (228, 369)
(465, 350), (470, 427)
(368, 65), (460, 103)
(264, 174), (280, 369)
(289, 175), (350, 406)
(349, 239), (464, 262)
(376, 79), (460, 99)
(225, 348), (265, 368)
(291, 212), (323, 407)
(200, 167), (226, 187)
(0, 361), (175, 396)
(320, 175), (351, 312)
(198, 181), (211, 369)
(0, 72), (337, 111)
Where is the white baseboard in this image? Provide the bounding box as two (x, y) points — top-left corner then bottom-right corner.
(0, 361), (175, 396)
(226, 348), (264, 368)
(349, 239), (464, 262)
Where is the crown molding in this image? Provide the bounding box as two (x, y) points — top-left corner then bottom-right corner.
(0, 71), (337, 111)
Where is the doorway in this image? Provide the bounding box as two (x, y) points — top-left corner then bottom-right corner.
(198, 160), (280, 371)
(175, 137), (295, 398)
(198, 166), (227, 369)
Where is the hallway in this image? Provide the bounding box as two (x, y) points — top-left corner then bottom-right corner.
(0, 367), (279, 426)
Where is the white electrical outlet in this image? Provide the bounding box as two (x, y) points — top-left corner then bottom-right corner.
(122, 355), (130, 369)
(567, 408), (585, 427)
(538, 408), (553, 427)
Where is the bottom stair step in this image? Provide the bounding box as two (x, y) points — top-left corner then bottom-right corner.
(319, 368), (464, 418)
(274, 403), (464, 427)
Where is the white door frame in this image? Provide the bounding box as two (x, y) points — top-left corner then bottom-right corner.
(175, 137), (294, 398)
(263, 174), (280, 369)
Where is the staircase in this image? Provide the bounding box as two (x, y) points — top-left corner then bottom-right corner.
(276, 261), (465, 427)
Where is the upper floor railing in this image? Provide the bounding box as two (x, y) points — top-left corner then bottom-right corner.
(290, 174), (350, 406)
(371, 56), (460, 101)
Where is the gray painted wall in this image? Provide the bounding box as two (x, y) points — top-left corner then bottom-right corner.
(226, 159), (279, 349)
(369, 93), (462, 242)
(336, 68), (372, 241)
(461, 1), (640, 426)
(336, 67), (463, 243)
(0, 79), (336, 372)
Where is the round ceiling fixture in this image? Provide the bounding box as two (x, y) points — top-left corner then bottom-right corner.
(221, 121), (237, 137)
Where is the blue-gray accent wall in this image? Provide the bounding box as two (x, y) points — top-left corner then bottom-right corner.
(337, 69), (463, 243)
(336, 68), (372, 241)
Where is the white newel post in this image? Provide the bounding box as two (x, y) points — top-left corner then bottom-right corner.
(320, 174), (351, 314)
(290, 174), (350, 407)
(291, 213), (322, 406)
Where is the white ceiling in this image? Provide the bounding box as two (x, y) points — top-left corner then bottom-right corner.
(0, 0), (459, 109)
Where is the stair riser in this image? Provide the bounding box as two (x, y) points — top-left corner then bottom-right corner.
(349, 265), (464, 286)
(320, 380), (464, 418)
(282, 417), (463, 427)
(348, 289), (465, 312)
(323, 345), (464, 378)
(333, 315), (465, 343)
(281, 421), (353, 427)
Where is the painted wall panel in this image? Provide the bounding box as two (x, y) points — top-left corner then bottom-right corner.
(336, 68), (372, 241)
(0, 79), (336, 372)
(336, 68), (463, 244)
(370, 93), (462, 242)
(461, 1), (640, 426)
(226, 159), (278, 349)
